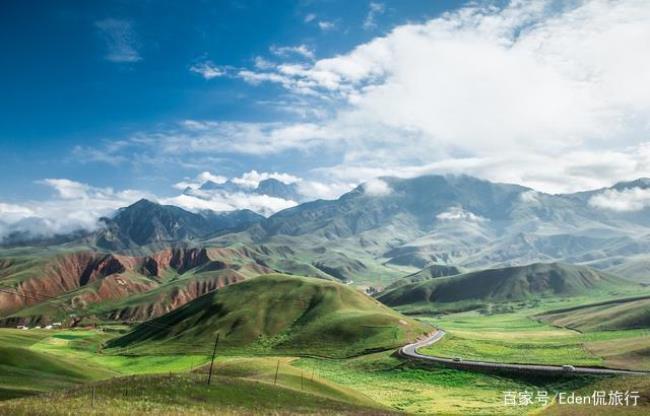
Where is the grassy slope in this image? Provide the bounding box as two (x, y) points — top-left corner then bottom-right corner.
(107, 274), (432, 357)
(1, 328), (637, 416)
(537, 296), (650, 369)
(417, 296), (650, 370)
(0, 328), (396, 415)
(0, 372), (397, 416)
(538, 295), (650, 331)
(1, 248), (264, 326)
(418, 311), (604, 366)
(0, 329), (116, 399)
(377, 262), (640, 311)
(293, 351), (598, 416)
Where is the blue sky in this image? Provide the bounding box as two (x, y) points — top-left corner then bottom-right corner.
(0, 0), (459, 200)
(2, 0), (650, 236)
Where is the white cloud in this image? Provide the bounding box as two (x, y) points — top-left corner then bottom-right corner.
(363, 2), (385, 30)
(0, 170), (310, 240)
(363, 178), (391, 196)
(304, 13), (317, 23)
(589, 187), (650, 212)
(189, 60), (226, 79)
(95, 19), (141, 63)
(519, 190), (541, 203)
(0, 203), (34, 223)
(173, 171), (228, 190)
(79, 1), (650, 196)
(318, 21), (336, 31)
(162, 192), (297, 217)
(0, 180), (152, 239)
(40, 179), (92, 199)
(436, 207), (487, 223)
(270, 44), (315, 60)
(231, 170), (301, 189)
(169, 169), (307, 216)
(254, 56), (275, 70)
(216, 0), (650, 193)
(296, 180), (355, 200)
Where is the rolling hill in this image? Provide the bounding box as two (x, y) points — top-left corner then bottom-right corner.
(538, 295), (650, 331)
(377, 262), (637, 309)
(0, 246), (275, 326)
(108, 274), (432, 357)
(3, 174), (650, 325)
(384, 264), (463, 291)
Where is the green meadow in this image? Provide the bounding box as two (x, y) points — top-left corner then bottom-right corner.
(417, 298), (650, 371)
(1, 287), (649, 415)
(0, 326), (627, 416)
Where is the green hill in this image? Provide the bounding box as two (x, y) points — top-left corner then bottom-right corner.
(538, 295), (650, 331)
(108, 274), (431, 357)
(377, 262), (636, 309)
(384, 263), (462, 291)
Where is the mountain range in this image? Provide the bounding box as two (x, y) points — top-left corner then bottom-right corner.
(1, 174), (649, 325)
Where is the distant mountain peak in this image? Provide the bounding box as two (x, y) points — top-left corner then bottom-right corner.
(130, 198), (158, 208)
(95, 199), (263, 250)
(254, 178), (301, 201)
(612, 178), (650, 190)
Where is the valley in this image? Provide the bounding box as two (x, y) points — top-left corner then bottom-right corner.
(1, 175), (650, 415)
(1, 270), (649, 415)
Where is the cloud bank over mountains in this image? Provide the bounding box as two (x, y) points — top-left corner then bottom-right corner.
(75, 0), (650, 197)
(4, 0), (650, 240)
(0, 170), (333, 239)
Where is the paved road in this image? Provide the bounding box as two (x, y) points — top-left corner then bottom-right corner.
(398, 330), (649, 376)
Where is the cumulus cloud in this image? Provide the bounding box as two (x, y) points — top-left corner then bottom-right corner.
(230, 170), (301, 188)
(295, 180), (355, 200)
(95, 19), (141, 63)
(170, 170), (305, 216)
(78, 1), (650, 195)
(173, 171), (228, 190)
(213, 0), (650, 192)
(589, 187), (650, 212)
(0, 180), (152, 239)
(436, 207), (487, 223)
(363, 178), (391, 196)
(189, 60), (226, 79)
(162, 192), (297, 217)
(0, 169), (312, 240)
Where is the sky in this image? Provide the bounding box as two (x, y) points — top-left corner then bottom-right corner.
(2, 0), (650, 237)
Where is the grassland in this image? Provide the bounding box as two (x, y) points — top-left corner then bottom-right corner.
(418, 311), (603, 366)
(2, 272), (649, 415)
(0, 373), (396, 416)
(377, 262), (642, 313)
(538, 295), (650, 332)
(293, 351), (600, 416)
(107, 274), (432, 357)
(416, 297), (650, 370)
(1, 326), (647, 415)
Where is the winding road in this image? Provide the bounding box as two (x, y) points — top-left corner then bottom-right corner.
(398, 330), (649, 376)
